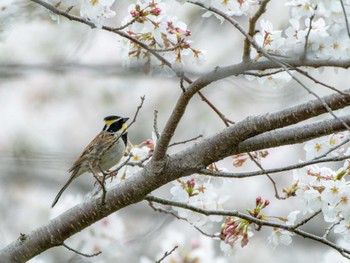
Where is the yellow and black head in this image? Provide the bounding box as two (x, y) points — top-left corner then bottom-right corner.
(103, 115), (129, 133)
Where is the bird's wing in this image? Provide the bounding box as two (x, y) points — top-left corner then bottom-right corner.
(68, 131), (116, 174)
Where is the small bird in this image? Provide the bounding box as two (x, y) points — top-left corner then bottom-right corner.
(51, 115), (129, 208)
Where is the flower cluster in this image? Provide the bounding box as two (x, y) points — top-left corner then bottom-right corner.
(50, 0), (117, 27)
(200, 0), (259, 21)
(291, 154), (350, 241)
(285, 0), (350, 59)
(267, 210), (300, 248)
(220, 217), (251, 249)
(250, 0), (350, 60)
(122, 0), (205, 69)
(170, 174), (229, 226)
(303, 132), (349, 160)
(220, 196), (269, 253)
(245, 0), (350, 88)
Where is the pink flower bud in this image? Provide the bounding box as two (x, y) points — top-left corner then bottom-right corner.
(130, 10), (139, 17)
(150, 7), (161, 16)
(186, 178), (195, 188)
(256, 196), (262, 206)
(264, 199), (270, 207)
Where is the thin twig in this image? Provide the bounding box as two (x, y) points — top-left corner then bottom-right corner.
(126, 154), (152, 168)
(292, 210), (321, 229)
(89, 163), (107, 207)
(313, 137), (350, 160)
(243, 0), (271, 61)
(301, 11), (316, 61)
(62, 242), (102, 258)
(106, 153), (134, 180)
(147, 200), (219, 239)
(247, 152), (286, 200)
(340, 0), (350, 39)
(169, 135), (203, 147)
(150, 46), (180, 52)
(153, 110), (160, 140)
(114, 17), (137, 31)
(180, 73), (186, 92)
(244, 69), (287, 77)
(201, 154), (350, 178)
(293, 67), (349, 95)
(323, 219), (342, 238)
(156, 245), (178, 263)
(197, 91), (235, 126)
(125, 95), (145, 132)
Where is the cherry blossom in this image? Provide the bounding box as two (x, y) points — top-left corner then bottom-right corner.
(170, 175), (229, 226)
(268, 229), (294, 248)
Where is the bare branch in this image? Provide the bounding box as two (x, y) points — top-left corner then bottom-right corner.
(293, 67), (348, 95)
(62, 242), (102, 258)
(340, 0), (350, 39)
(301, 11), (316, 61)
(291, 210), (321, 229)
(324, 219), (342, 238)
(238, 116), (350, 154)
(156, 246), (178, 263)
(147, 200), (219, 239)
(153, 110), (160, 140)
(247, 152), (286, 200)
(126, 95), (145, 132)
(244, 69), (287, 77)
(106, 153), (134, 180)
(169, 135), (203, 147)
(201, 154), (350, 178)
(197, 91), (235, 126)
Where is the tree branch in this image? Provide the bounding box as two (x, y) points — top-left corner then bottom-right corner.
(145, 195), (350, 258)
(201, 154), (350, 178)
(238, 115), (350, 154)
(2, 86), (350, 261)
(243, 0), (271, 61)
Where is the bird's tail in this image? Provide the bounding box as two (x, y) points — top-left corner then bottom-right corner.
(51, 173), (77, 208)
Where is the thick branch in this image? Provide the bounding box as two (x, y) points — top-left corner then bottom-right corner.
(238, 115), (350, 153)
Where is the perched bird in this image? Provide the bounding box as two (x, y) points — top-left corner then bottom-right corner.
(51, 115), (129, 208)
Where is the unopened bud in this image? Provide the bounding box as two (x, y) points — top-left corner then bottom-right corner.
(130, 10), (139, 17)
(150, 7), (161, 16)
(256, 196), (262, 206)
(264, 199), (270, 207)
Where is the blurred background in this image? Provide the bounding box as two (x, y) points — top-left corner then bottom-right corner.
(1, 0), (349, 262)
